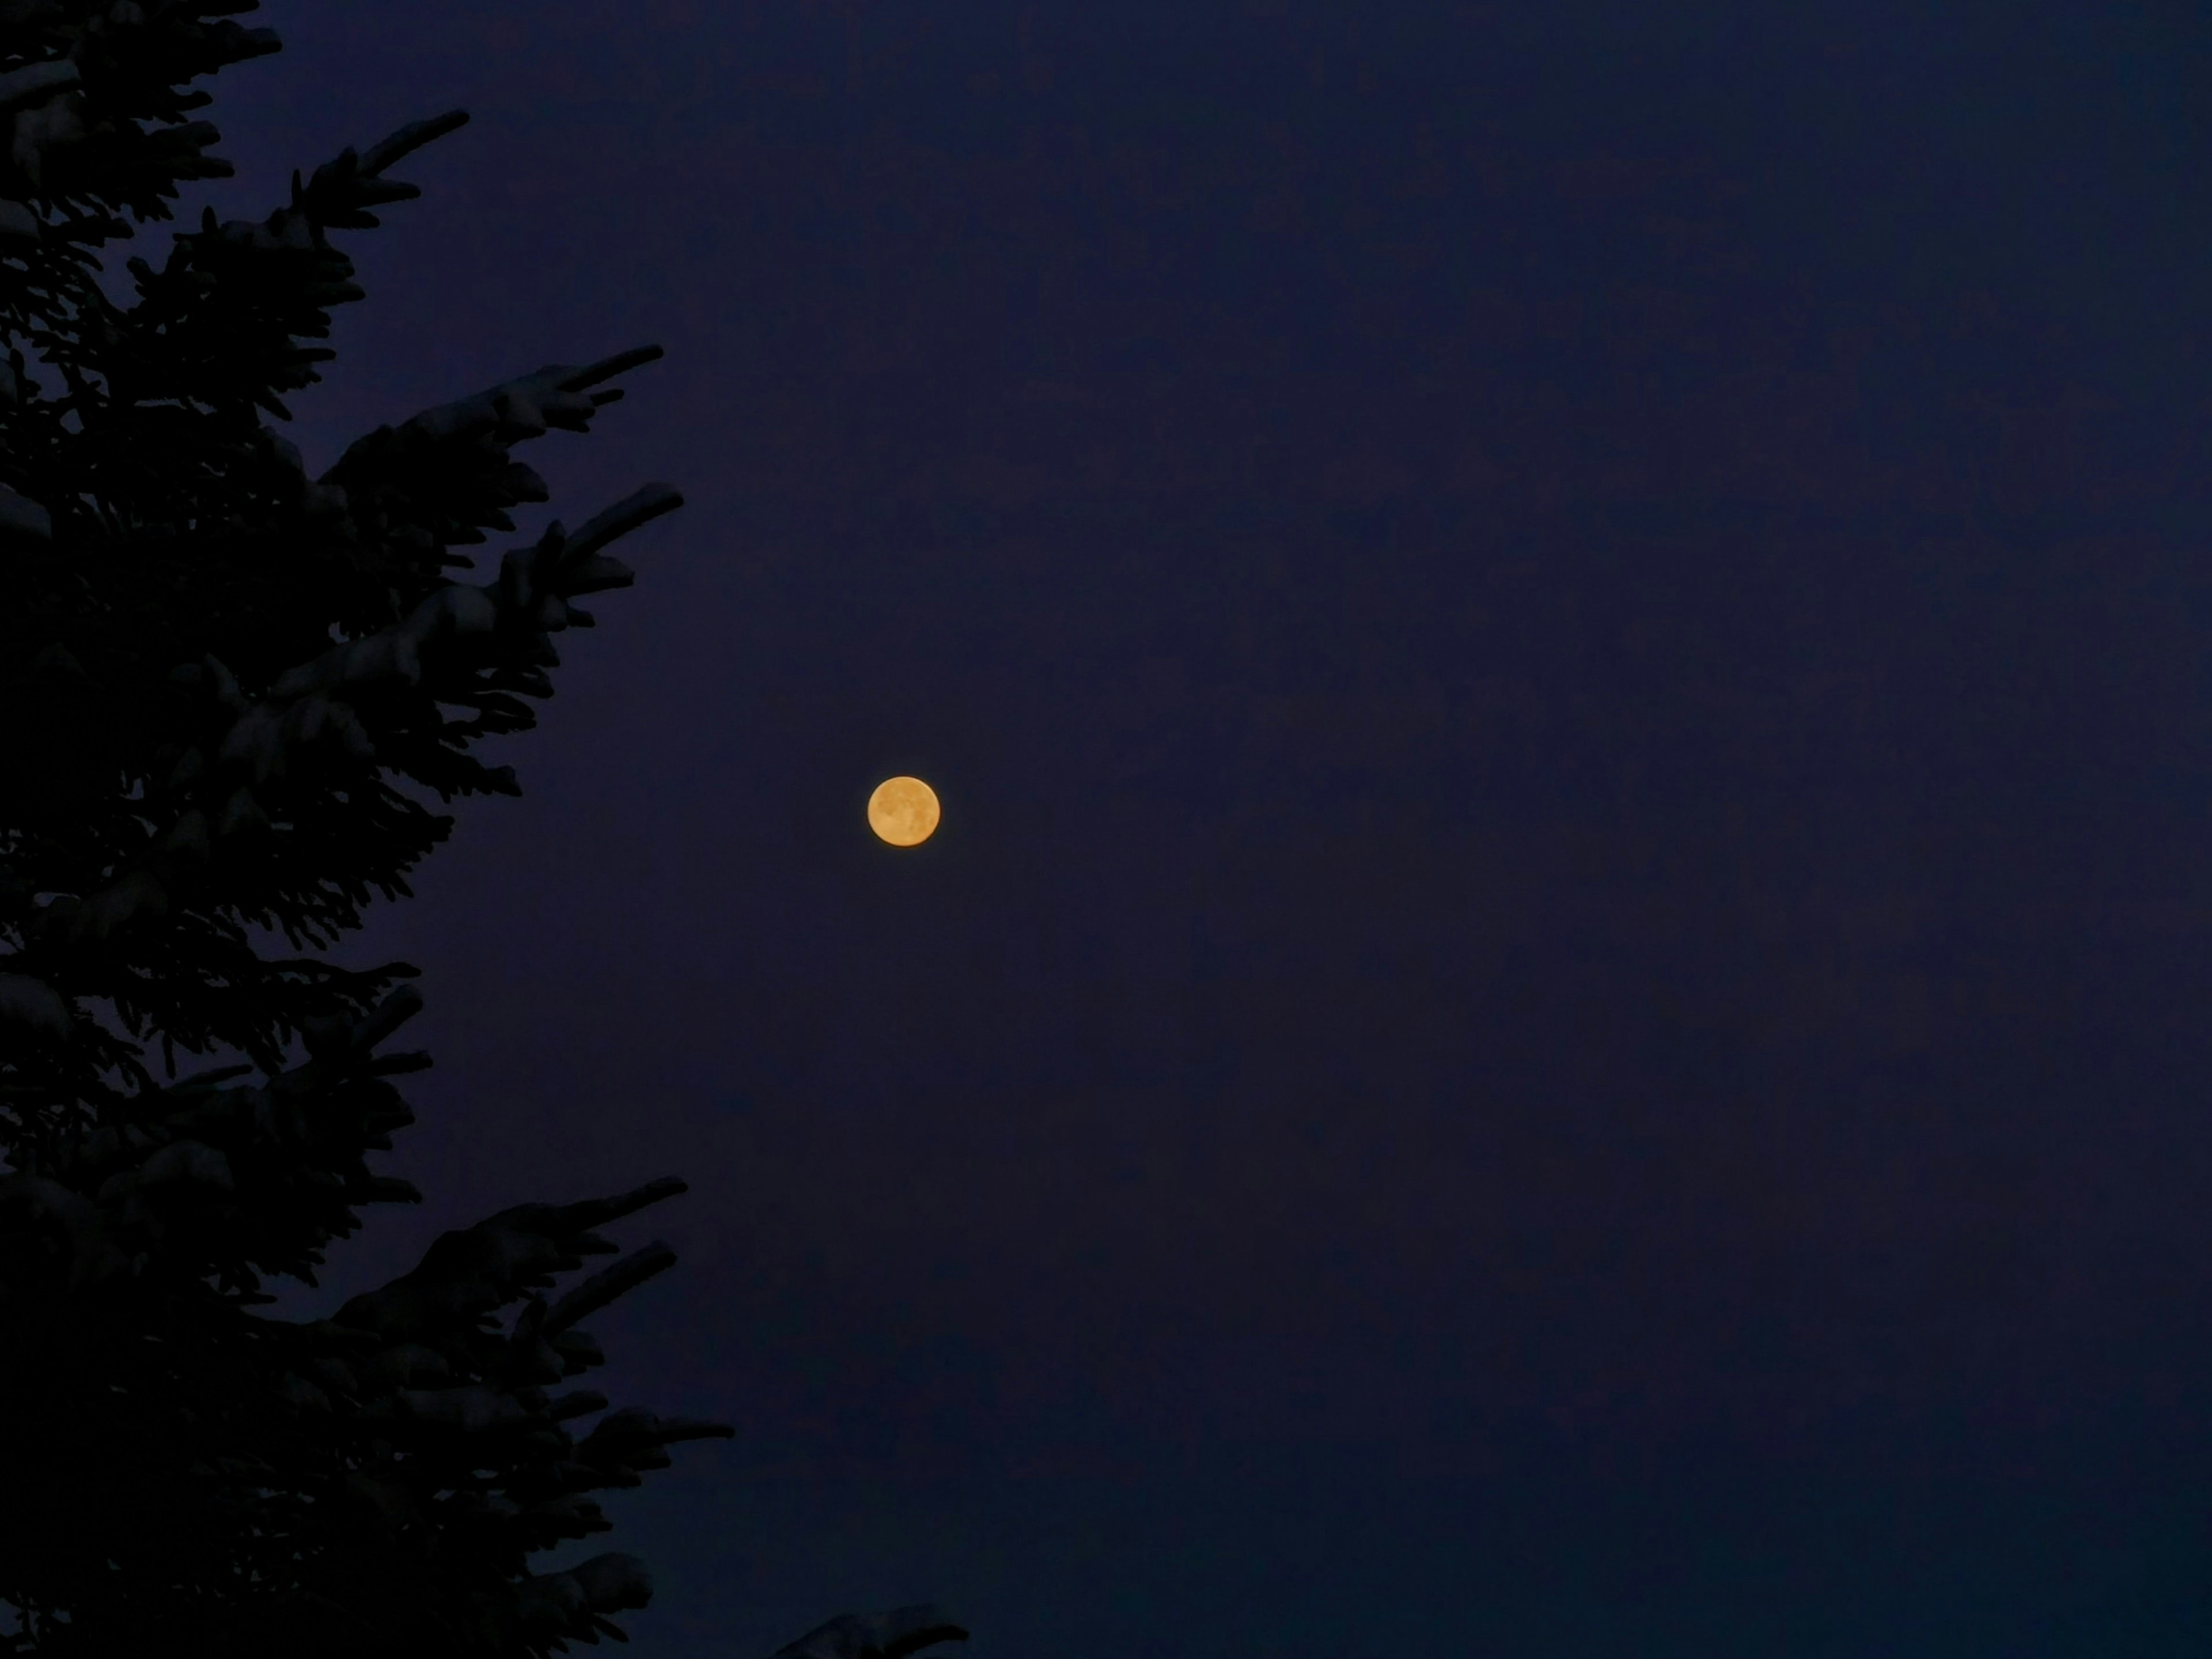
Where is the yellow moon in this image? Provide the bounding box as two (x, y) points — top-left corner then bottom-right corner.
(867, 775), (941, 846)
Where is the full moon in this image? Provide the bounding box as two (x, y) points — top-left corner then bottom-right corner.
(867, 775), (941, 846)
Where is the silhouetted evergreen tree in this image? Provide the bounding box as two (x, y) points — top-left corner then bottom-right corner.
(0, 6), (965, 1657)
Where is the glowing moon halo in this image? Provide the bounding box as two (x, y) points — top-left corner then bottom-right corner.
(867, 775), (941, 847)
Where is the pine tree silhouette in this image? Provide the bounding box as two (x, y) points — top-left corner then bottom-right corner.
(0, 6), (965, 1656)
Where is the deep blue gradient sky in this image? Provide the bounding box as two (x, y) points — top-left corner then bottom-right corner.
(157, 1), (2212, 1653)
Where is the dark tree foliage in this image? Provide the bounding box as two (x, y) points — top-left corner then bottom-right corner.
(0, 4), (966, 1656)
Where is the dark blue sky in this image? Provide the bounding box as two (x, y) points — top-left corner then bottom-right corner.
(177, 1), (2212, 1652)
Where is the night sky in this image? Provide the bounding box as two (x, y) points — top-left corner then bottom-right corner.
(172, 2), (2212, 1653)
